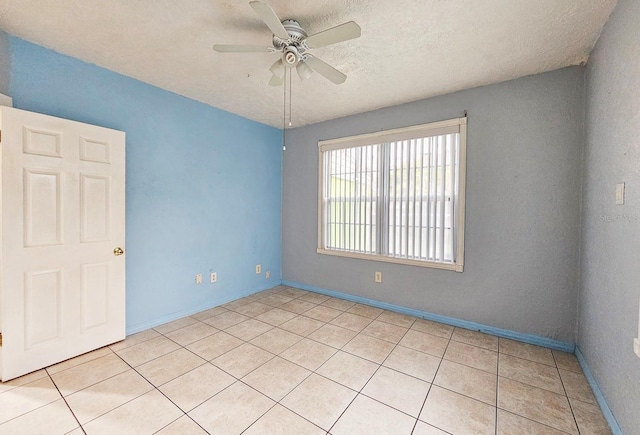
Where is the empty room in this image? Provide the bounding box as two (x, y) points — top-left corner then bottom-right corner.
(0, 0), (638, 434)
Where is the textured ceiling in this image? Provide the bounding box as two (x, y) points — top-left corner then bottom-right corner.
(0, 0), (616, 128)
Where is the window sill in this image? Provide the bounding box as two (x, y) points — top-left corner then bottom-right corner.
(316, 248), (464, 272)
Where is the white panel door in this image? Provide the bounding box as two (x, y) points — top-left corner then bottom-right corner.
(0, 107), (125, 381)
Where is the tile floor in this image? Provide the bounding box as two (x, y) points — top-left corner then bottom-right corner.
(0, 285), (613, 434)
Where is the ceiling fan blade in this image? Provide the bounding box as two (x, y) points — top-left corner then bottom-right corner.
(213, 44), (273, 53)
(269, 74), (284, 87)
(304, 21), (361, 49)
(249, 1), (289, 40)
(304, 56), (347, 84)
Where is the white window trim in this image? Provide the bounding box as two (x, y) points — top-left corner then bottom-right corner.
(317, 117), (467, 272)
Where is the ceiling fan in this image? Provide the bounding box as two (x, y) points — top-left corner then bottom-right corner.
(213, 1), (361, 86)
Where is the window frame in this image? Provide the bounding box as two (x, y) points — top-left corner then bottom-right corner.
(317, 117), (467, 272)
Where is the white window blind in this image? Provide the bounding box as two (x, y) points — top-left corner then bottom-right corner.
(317, 117), (467, 271)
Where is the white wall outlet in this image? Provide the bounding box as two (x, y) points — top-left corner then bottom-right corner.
(256, 264), (262, 274)
(374, 271), (382, 283)
(634, 338), (640, 358)
(265, 271), (270, 279)
(210, 272), (217, 283)
(615, 182), (625, 205)
(195, 274), (202, 285)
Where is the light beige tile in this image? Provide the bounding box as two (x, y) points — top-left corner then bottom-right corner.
(0, 376), (62, 424)
(570, 398), (612, 435)
(308, 323), (358, 349)
(242, 356), (311, 401)
(82, 389), (183, 435)
(221, 298), (250, 311)
(443, 340), (498, 374)
(136, 348), (206, 386)
(280, 338), (337, 371)
(412, 421), (449, 434)
(154, 316), (198, 334)
(203, 310), (250, 329)
(280, 299), (317, 314)
(332, 394), (416, 435)
(258, 294), (294, 307)
(109, 328), (161, 352)
(255, 308), (298, 326)
(233, 301), (273, 317)
(553, 350), (582, 373)
(451, 328), (498, 351)
(66, 369), (153, 424)
(377, 310), (416, 328)
(330, 312), (373, 332)
(190, 306), (228, 322)
(342, 334), (395, 364)
(279, 287), (309, 299)
(225, 318), (273, 341)
(46, 347), (113, 375)
(298, 292), (330, 304)
(0, 399), (78, 434)
(115, 336), (181, 367)
(497, 409), (568, 435)
(434, 359), (497, 406)
(412, 319), (454, 339)
(347, 303), (384, 319)
(420, 385), (496, 435)
(281, 374), (357, 431)
(280, 316), (325, 336)
(244, 404), (325, 435)
(317, 351), (379, 391)
(50, 353), (129, 396)
(159, 363), (235, 412)
(189, 381), (274, 434)
(156, 415), (208, 434)
(0, 369), (48, 394)
(186, 331), (243, 361)
(398, 329), (449, 357)
(212, 343), (274, 378)
(362, 366), (430, 417)
(66, 428), (85, 435)
(321, 297), (356, 311)
(560, 369), (596, 404)
(497, 377), (577, 434)
(383, 346), (441, 382)
(250, 327), (303, 354)
(361, 320), (408, 344)
(164, 322), (218, 346)
(499, 338), (555, 366)
(303, 305), (342, 322)
(499, 354), (564, 394)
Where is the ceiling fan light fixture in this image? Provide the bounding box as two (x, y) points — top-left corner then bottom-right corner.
(296, 60), (313, 80)
(270, 59), (285, 78)
(282, 46), (300, 67)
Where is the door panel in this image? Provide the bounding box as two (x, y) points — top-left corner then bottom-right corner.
(1, 107), (126, 381)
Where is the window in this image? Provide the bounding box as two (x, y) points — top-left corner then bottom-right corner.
(317, 117), (467, 271)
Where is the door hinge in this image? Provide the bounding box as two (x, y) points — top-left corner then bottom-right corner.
(0, 332), (3, 346)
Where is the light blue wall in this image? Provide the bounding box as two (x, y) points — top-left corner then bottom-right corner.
(282, 67), (585, 343)
(0, 31), (9, 95)
(8, 37), (283, 333)
(580, 0), (640, 432)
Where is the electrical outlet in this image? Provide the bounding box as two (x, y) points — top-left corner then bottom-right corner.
(374, 271), (382, 283)
(256, 264), (262, 274)
(195, 274), (202, 285)
(266, 271), (270, 279)
(210, 272), (217, 283)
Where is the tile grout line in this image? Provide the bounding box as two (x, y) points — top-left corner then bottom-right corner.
(495, 338), (501, 435)
(45, 368), (88, 435)
(553, 351), (583, 434)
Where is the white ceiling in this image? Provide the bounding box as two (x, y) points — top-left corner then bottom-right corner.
(0, 0), (616, 128)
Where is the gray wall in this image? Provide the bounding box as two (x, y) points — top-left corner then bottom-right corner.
(283, 67), (584, 342)
(580, 0), (640, 432)
(0, 31), (10, 95)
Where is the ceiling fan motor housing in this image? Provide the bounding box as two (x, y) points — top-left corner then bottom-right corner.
(273, 19), (308, 67)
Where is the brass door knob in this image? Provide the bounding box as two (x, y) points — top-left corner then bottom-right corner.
(113, 247), (124, 256)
